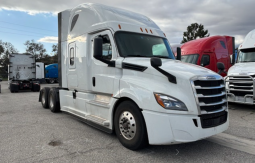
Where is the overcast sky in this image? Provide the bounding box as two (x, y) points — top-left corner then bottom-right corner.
(0, 0), (254, 53)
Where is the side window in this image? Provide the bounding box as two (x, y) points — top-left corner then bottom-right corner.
(70, 48), (74, 65)
(200, 55), (210, 67)
(101, 35), (112, 60)
(70, 14), (79, 32)
(220, 41), (226, 49)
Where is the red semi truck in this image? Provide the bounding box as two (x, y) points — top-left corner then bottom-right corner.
(180, 36), (235, 76)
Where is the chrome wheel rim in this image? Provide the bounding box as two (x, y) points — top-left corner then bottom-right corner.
(119, 111), (136, 140)
(49, 93), (54, 108)
(42, 92), (45, 104)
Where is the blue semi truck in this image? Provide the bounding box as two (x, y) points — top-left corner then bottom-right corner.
(45, 63), (58, 84)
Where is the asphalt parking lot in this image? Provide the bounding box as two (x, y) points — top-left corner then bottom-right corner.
(1, 81), (255, 163)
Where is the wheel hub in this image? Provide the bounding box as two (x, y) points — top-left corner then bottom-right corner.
(119, 111), (136, 140)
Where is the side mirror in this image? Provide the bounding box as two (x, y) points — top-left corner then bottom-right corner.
(201, 57), (210, 67)
(93, 37), (115, 67)
(150, 57), (162, 67)
(93, 37), (103, 59)
(217, 62), (227, 75)
(176, 47), (181, 61)
(231, 54), (235, 65)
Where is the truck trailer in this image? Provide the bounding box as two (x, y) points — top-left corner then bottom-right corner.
(9, 53), (40, 93)
(36, 62), (45, 83)
(181, 36), (235, 76)
(39, 3), (229, 150)
(226, 29), (255, 105)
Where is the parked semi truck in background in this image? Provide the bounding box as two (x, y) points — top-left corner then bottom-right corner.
(226, 29), (255, 105)
(36, 62), (45, 83)
(8, 53), (40, 93)
(181, 36), (235, 76)
(39, 3), (229, 150)
(45, 63), (58, 84)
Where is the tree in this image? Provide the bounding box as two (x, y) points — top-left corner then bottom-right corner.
(52, 44), (58, 55)
(181, 23), (210, 43)
(24, 39), (46, 59)
(0, 40), (18, 79)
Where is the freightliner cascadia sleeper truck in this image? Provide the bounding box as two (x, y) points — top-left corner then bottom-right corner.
(226, 29), (255, 105)
(9, 53), (40, 93)
(39, 3), (229, 150)
(181, 36), (235, 77)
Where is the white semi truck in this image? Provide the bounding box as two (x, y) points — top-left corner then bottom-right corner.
(39, 3), (229, 150)
(225, 29), (255, 105)
(9, 53), (40, 92)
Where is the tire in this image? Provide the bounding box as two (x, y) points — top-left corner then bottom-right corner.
(48, 88), (60, 113)
(41, 87), (50, 108)
(45, 79), (49, 84)
(114, 101), (148, 150)
(49, 79), (55, 84)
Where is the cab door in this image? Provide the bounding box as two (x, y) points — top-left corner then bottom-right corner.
(67, 42), (78, 89)
(87, 30), (119, 120)
(90, 30), (117, 95)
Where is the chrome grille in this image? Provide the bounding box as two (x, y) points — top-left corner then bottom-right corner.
(228, 76), (254, 93)
(191, 77), (227, 113)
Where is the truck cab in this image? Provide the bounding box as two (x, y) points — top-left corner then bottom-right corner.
(39, 3), (229, 150)
(226, 29), (255, 105)
(45, 63), (58, 84)
(181, 36), (235, 76)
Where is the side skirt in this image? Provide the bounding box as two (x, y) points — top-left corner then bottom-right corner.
(62, 111), (113, 134)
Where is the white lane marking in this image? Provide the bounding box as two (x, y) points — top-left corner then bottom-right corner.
(207, 133), (255, 155)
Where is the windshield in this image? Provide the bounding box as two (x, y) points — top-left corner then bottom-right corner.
(237, 48), (255, 63)
(181, 54), (199, 64)
(115, 32), (175, 59)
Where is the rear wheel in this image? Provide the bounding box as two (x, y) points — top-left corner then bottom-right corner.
(48, 88), (60, 113)
(114, 101), (148, 150)
(41, 87), (50, 108)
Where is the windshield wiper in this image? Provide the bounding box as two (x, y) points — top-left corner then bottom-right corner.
(125, 55), (148, 57)
(153, 55), (170, 59)
(240, 61), (255, 63)
(125, 55), (170, 59)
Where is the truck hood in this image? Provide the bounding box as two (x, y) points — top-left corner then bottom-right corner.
(228, 62), (255, 75)
(123, 58), (219, 80)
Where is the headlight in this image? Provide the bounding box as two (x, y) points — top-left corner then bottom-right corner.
(154, 93), (188, 111)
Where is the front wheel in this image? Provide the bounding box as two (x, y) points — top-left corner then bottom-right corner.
(114, 101), (148, 150)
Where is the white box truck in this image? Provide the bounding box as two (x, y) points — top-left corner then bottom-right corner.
(225, 29), (255, 105)
(39, 3), (229, 150)
(9, 53), (40, 92)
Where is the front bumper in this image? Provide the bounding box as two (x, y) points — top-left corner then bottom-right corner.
(142, 110), (229, 145)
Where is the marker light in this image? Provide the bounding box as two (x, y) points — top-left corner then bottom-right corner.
(150, 29), (153, 34)
(163, 33), (166, 37)
(118, 24), (121, 29)
(140, 28), (143, 32)
(145, 28), (148, 33)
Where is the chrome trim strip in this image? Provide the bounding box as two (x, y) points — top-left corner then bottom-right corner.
(194, 85), (224, 89)
(229, 89), (253, 92)
(199, 99), (226, 106)
(197, 92), (226, 98)
(201, 106), (227, 114)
